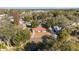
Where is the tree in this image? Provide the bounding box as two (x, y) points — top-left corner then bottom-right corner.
(23, 16), (33, 22)
(59, 41), (79, 51)
(58, 29), (69, 42)
(0, 17), (15, 46)
(31, 20), (38, 28)
(0, 16), (30, 49)
(47, 18), (57, 27)
(50, 29), (70, 50)
(9, 10), (20, 25)
(11, 28), (30, 46)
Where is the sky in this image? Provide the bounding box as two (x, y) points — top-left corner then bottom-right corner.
(0, 0), (79, 8)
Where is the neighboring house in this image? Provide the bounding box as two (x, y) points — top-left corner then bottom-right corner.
(10, 19), (14, 22)
(72, 22), (77, 26)
(53, 26), (61, 34)
(19, 19), (26, 30)
(8, 16), (14, 19)
(72, 19), (79, 26)
(72, 30), (79, 36)
(72, 22), (79, 26)
(49, 26), (58, 39)
(0, 14), (8, 17)
(26, 21), (32, 27)
(0, 19), (6, 28)
(9, 16), (14, 23)
(0, 14), (8, 20)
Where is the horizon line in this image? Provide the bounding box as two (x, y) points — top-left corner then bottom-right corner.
(0, 7), (79, 9)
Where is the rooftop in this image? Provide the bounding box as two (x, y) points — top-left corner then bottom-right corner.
(32, 27), (46, 31)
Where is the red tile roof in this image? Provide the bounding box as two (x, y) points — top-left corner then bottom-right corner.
(32, 27), (46, 31)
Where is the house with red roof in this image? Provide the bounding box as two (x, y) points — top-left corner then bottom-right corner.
(31, 27), (51, 43)
(32, 27), (47, 32)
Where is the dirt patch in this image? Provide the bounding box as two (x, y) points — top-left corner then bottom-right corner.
(30, 32), (52, 43)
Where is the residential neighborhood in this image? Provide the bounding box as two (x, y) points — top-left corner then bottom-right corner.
(0, 9), (79, 51)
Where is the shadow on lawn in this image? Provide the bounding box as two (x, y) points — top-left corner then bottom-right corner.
(24, 35), (53, 51)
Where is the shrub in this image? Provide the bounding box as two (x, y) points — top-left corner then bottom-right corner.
(0, 44), (6, 49)
(11, 29), (30, 46)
